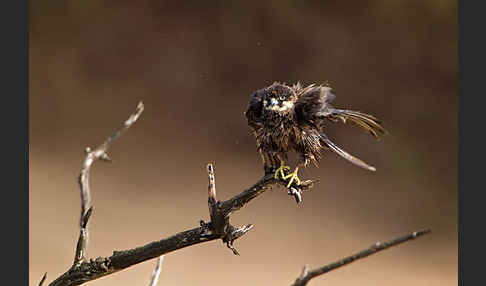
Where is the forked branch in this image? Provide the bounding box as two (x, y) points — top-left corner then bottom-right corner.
(74, 102), (144, 266)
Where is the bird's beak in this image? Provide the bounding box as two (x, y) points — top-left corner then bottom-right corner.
(270, 98), (279, 106)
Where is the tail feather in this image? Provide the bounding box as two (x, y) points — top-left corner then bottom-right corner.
(326, 109), (388, 140)
(321, 135), (376, 171)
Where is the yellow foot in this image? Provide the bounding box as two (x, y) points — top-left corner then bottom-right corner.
(274, 162), (291, 180)
(283, 167), (301, 188)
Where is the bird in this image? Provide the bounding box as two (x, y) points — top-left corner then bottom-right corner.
(244, 82), (387, 188)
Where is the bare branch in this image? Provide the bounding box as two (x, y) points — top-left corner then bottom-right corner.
(39, 272), (47, 286)
(206, 164), (315, 255)
(73, 102), (144, 266)
(148, 256), (164, 286)
(73, 206), (93, 267)
(40, 102), (145, 286)
(291, 228), (432, 286)
(220, 175), (315, 217)
(48, 171), (302, 286)
(49, 226), (218, 286)
(205, 163), (311, 255)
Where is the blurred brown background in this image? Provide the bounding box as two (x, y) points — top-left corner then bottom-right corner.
(29, 1), (457, 285)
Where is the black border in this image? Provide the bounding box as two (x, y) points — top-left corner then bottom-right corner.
(1, 0), (29, 284)
(459, 0), (484, 285)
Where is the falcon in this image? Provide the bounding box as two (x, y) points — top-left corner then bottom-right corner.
(244, 82), (387, 188)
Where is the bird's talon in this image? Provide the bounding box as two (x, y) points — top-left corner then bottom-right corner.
(274, 163), (291, 179)
(283, 167), (301, 188)
(286, 176), (300, 188)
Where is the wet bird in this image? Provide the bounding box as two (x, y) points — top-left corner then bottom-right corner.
(244, 82), (387, 188)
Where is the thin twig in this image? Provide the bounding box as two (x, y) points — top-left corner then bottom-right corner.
(148, 256), (164, 286)
(291, 228), (432, 286)
(73, 102), (144, 266)
(207, 164), (219, 226)
(39, 272), (47, 286)
(207, 164), (217, 201)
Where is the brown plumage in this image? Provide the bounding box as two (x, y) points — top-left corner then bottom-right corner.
(244, 82), (387, 186)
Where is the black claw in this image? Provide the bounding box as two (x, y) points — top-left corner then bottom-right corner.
(288, 188), (303, 204)
(226, 241), (240, 255)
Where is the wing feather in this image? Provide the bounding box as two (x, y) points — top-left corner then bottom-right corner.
(294, 83), (387, 139)
(324, 109), (388, 140)
(294, 84), (336, 124)
(321, 134), (376, 171)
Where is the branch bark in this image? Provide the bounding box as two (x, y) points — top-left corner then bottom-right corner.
(291, 229), (431, 286)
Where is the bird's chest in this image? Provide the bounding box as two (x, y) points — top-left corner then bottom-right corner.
(258, 114), (297, 152)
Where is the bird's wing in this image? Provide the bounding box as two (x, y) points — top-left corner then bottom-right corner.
(244, 88), (265, 130)
(324, 109), (387, 140)
(294, 84), (336, 124)
(320, 134), (376, 171)
(294, 84), (387, 140)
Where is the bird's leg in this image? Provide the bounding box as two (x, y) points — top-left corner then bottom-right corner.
(274, 160), (291, 180)
(282, 166), (301, 188)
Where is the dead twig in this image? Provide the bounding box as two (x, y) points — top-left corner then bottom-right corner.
(148, 256), (164, 286)
(291, 229), (432, 286)
(38, 272), (47, 286)
(74, 102), (144, 266)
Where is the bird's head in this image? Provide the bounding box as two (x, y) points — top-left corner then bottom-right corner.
(262, 83), (296, 114)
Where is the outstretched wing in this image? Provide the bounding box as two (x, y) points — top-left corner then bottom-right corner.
(294, 83), (387, 171)
(325, 109), (387, 139)
(294, 84), (387, 139)
(244, 88), (266, 130)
